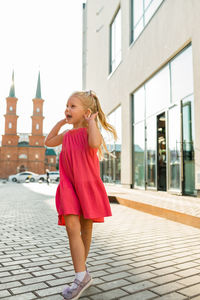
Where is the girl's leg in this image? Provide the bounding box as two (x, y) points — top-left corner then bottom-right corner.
(64, 214), (86, 273)
(80, 216), (93, 261)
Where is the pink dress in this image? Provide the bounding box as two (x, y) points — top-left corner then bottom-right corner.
(55, 127), (112, 226)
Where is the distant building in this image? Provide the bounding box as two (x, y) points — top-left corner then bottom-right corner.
(45, 148), (57, 170)
(83, 0), (200, 196)
(0, 72), (57, 178)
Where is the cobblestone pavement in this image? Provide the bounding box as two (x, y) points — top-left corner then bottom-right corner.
(0, 182), (200, 299)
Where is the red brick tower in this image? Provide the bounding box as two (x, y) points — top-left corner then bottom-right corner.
(29, 72), (46, 174)
(0, 72), (19, 177)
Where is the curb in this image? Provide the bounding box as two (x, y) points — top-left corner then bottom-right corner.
(108, 195), (200, 229)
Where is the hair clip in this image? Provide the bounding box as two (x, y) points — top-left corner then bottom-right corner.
(85, 90), (92, 96)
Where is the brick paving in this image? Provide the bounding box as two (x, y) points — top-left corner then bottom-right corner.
(0, 182), (200, 299)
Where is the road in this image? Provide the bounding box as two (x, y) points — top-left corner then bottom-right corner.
(0, 182), (200, 299)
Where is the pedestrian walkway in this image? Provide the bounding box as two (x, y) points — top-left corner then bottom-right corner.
(105, 184), (200, 229)
(0, 182), (200, 299)
(20, 182), (200, 228)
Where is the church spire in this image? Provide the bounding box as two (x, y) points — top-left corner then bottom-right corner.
(35, 71), (42, 99)
(9, 70), (15, 97)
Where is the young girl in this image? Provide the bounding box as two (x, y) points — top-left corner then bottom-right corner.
(45, 90), (117, 300)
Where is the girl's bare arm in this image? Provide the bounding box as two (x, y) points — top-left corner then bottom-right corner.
(86, 113), (102, 148)
(44, 119), (68, 147)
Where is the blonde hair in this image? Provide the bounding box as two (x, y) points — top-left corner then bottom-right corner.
(68, 90), (117, 160)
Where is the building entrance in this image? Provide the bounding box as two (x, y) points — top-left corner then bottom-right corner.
(157, 113), (166, 191)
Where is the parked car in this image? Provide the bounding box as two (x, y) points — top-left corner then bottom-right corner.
(49, 171), (60, 182)
(8, 172), (40, 183)
(38, 171), (60, 183)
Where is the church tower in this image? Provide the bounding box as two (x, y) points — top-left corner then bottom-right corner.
(28, 72), (46, 174)
(29, 72), (45, 146)
(2, 71), (19, 146)
(0, 71), (19, 178)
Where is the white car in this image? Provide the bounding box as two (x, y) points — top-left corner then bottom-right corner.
(49, 171), (60, 182)
(9, 172), (40, 183)
(39, 171), (60, 183)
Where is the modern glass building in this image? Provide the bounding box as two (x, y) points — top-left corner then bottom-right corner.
(82, 0), (200, 197)
(133, 45), (195, 195)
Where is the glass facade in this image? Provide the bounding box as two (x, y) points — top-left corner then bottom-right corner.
(133, 121), (145, 188)
(132, 44), (195, 195)
(133, 86), (145, 188)
(171, 46), (194, 103)
(109, 8), (121, 74)
(182, 96), (195, 195)
(101, 106), (121, 184)
(146, 65), (170, 117)
(168, 105), (181, 190)
(146, 117), (156, 188)
(130, 0), (164, 43)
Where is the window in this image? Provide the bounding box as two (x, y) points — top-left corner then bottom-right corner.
(9, 106), (13, 111)
(20, 172), (31, 176)
(50, 158), (54, 163)
(133, 121), (145, 188)
(101, 106), (121, 184)
(146, 65), (170, 117)
(146, 117), (156, 187)
(19, 154), (28, 159)
(8, 122), (12, 129)
(130, 0), (164, 43)
(168, 105), (181, 190)
(171, 46), (193, 103)
(35, 154), (39, 159)
(109, 8), (121, 74)
(36, 124), (39, 130)
(133, 86), (145, 123)
(36, 107), (40, 112)
(35, 141), (39, 145)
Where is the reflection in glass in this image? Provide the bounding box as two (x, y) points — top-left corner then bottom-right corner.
(110, 9), (121, 73)
(146, 65), (170, 117)
(145, 0), (163, 24)
(134, 121), (145, 188)
(171, 46), (193, 103)
(134, 19), (144, 40)
(146, 117), (156, 187)
(101, 106), (121, 184)
(168, 105), (181, 190)
(133, 86), (145, 123)
(134, 0), (143, 25)
(182, 97), (195, 195)
(144, 0), (152, 9)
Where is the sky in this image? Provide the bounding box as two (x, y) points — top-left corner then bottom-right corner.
(0, 0), (86, 137)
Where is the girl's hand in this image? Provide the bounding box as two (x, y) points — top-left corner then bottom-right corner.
(58, 118), (68, 126)
(84, 112), (98, 123)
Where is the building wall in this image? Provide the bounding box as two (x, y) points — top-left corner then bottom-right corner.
(45, 155), (57, 171)
(83, 0), (200, 191)
(0, 145), (46, 178)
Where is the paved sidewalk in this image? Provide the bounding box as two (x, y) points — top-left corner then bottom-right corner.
(0, 182), (200, 299)
(105, 184), (200, 229)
